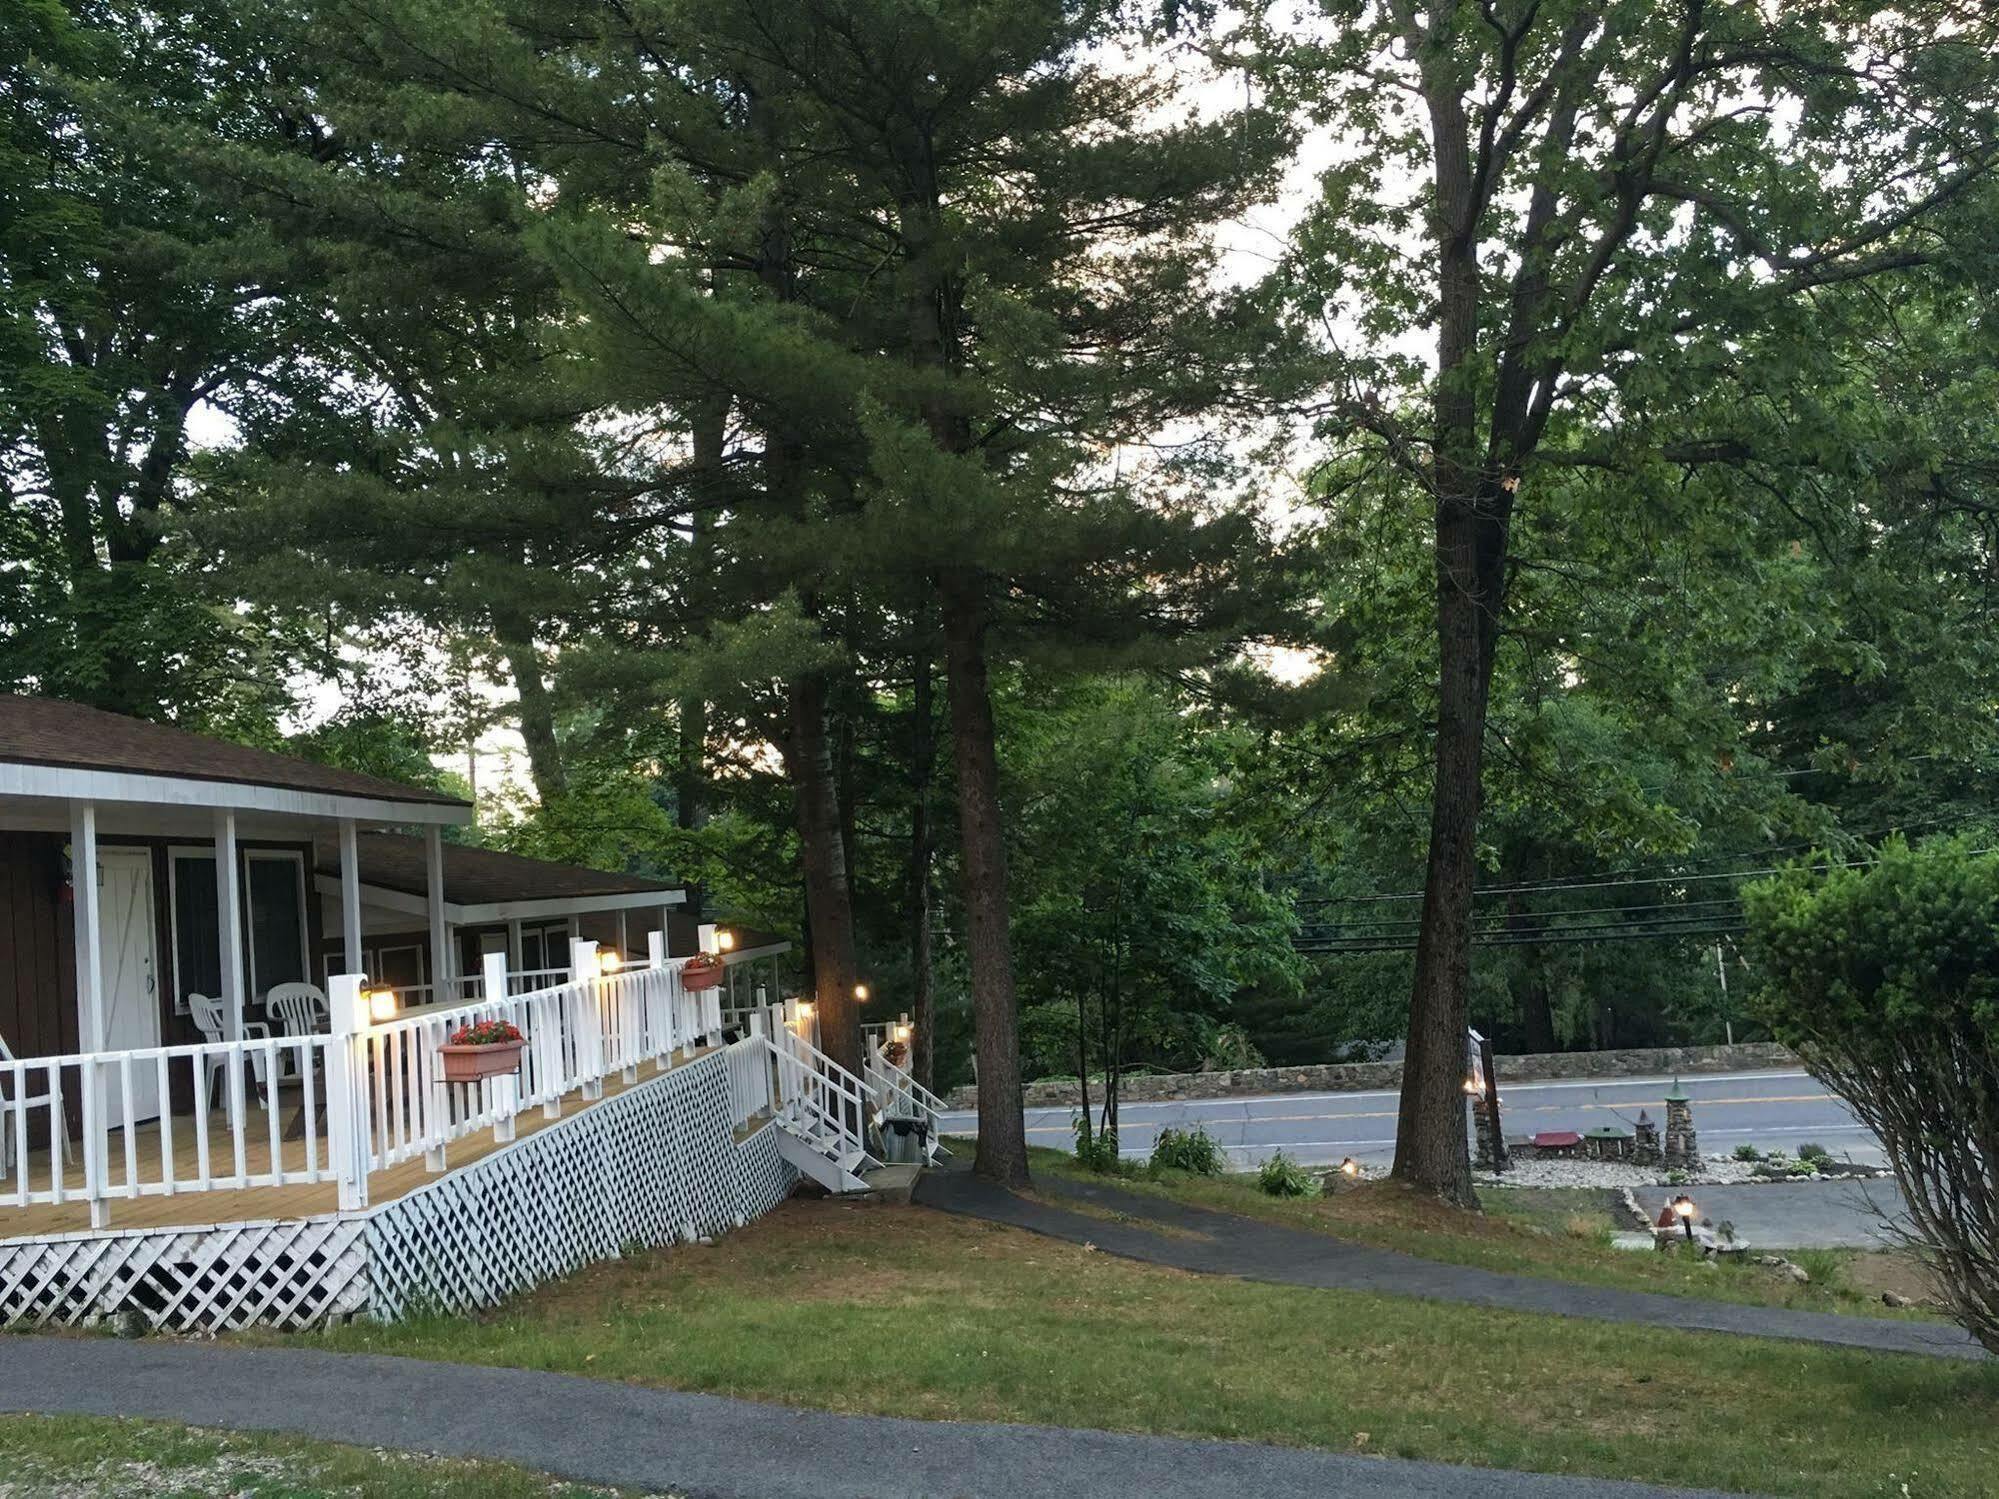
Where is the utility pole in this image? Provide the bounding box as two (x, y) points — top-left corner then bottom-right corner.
(1714, 943), (1733, 1046)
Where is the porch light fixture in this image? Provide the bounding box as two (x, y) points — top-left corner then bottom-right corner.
(892, 1022), (912, 1043)
(367, 987), (399, 1023)
(795, 1001), (814, 1022)
(853, 982), (870, 1003)
(716, 929), (736, 951)
(1462, 1075), (1483, 1096)
(597, 950), (623, 977)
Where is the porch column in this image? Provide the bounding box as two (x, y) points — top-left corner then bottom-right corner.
(424, 824), (450, 1002)
(338, 818), (363, 974)
(214, 809), (247, 1041)
(69, 802), (104, 1052)
(68, 799), (108, 1228)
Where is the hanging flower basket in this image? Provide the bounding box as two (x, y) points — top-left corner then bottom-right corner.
(681, 952), (726, 992)
(439, 1019), (527, 1083)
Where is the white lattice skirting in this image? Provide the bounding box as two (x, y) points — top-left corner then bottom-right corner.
(0, 1050), (797, 1333)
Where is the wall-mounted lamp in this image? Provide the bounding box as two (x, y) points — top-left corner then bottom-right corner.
(367, 987), (399, 1023)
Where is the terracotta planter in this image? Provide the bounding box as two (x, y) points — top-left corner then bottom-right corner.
(438, 1038), (526, 1083)
(681, 964), (724, 992)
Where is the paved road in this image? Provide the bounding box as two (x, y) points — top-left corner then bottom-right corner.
(1632, 1181), (1910, 1249)
(0, 1337), (1752, 1499)
(940, 1069), (1879, 1170)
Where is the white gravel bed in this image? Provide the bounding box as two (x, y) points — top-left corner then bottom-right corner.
(1472, 1154), (1766, 1190)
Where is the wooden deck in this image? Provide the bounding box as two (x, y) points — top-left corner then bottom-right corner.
(0, 1051), (709, 1240)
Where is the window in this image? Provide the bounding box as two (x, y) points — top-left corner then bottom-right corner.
(169, 850), (221, 1013)
(518, 919), (572, 974)
(169, 846), (311, 1011)
(245, 851), (308, 1001)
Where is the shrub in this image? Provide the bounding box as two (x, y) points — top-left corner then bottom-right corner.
(1072, 1117), (1124, 1175)
(1257, 1152), (1321, 1198)
(1798, 1142), (1833, 1165)
(1149, 1125), (1225, 1176)
(1733, 1144), (1762, 1162)
(1744, 835), (1999, 1354)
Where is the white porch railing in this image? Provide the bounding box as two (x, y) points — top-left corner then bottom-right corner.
(1, 1033), (338, 1224)
(724, 1033), (773, 1127)
(0, 937), (729, 1229)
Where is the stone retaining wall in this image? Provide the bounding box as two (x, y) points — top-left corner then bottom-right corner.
(942, 1041), (1796, 1111)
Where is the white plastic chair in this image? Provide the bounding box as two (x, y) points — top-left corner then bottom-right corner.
(263, 982), (328, 1078)
(187, 994), (273, 1111)
(0, 1033), (63, 1181)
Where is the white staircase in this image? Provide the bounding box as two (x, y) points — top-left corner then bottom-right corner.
(730, 1011), (879, 1193)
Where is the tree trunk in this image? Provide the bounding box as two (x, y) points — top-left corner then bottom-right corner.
(908, 645), (937, 1091)
(785, 671), (864, 1082)
(1392, 487), (1508, 1208)
(493, 608), (566, 802)
(941, 578), (1029, 1187)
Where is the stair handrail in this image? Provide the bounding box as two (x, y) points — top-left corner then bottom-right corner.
(865, 1046), (946, 1124)
(765, 1023), (877, 1170)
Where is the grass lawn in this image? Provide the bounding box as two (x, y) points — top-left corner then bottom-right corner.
(289, 1197), (1999, 1499)
(1025, 1144), (1938, 1320)
(0, 1414), (659, 1497)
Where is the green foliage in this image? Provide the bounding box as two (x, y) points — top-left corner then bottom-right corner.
(1733, 1145), (1762, 1163)
(1013, 677), (1304, 1088)
(1148, 1125), (1225, 1178)
(1744, 836), (1999, 1351)
(1256, 1152), (1321, 1199)
(1072, 1116), (1124, 1176)
(1798, 1143), (1833, 1167)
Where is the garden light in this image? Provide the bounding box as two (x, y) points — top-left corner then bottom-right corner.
(1339, 1157), (1360, 1178)
(1463, 1075), (1483, 1096)
(1672, 1194), (1697, 1241)
(853, 982), (870, 1002)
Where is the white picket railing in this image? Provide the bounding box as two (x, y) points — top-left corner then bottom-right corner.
(0, 938), (728, 1228)
(725, 1033), (774, 1127)
(356, 941), (717, 1179)
(0, 1032), (338, 1223)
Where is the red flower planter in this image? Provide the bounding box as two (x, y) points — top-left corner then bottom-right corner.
(438, 1038), (526, 1083)
(681, 964), (724, 992)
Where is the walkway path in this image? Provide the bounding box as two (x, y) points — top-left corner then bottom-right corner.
(912, 1168), (1983, 1361)
(0, 1336), (1742, 1499)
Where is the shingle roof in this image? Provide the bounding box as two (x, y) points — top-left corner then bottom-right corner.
(312, 831), (678, 906)
(0, 696), (469, 810)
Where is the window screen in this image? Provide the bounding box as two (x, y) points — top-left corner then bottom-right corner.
(247, 855), (307, 998)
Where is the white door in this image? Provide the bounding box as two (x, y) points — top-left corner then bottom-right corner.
(97, 848), (163, 1127)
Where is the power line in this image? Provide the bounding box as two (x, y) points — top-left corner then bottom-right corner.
(1297, 924), (1747, 954)
(1294, 816), (1975, 907)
